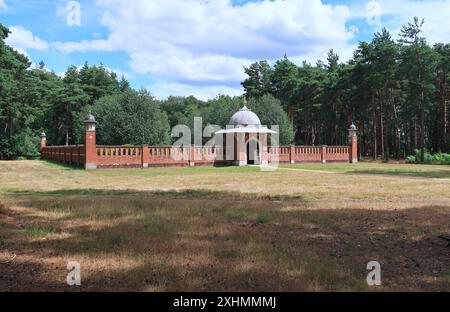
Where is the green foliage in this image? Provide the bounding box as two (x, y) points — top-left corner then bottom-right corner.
(241, 60), (273, 98)
(2, 17), (450, 160)
(0, 22), (134, 158)
(0, 131), (40, 160)
(248, 94), (294, 145)
(406, 150), (450, 164)
(202, 95), (242, 128)
(75, 90), (171, 146)
(405, 155), (416, 163)
(161, 95), (203, 134)
(160, 94), (293, 145)
(240, 18), (450, 158)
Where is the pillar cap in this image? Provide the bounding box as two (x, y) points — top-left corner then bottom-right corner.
(40, 132), (46, 139)
(84, 114), (97, 124)
(348, 123), (357, 131)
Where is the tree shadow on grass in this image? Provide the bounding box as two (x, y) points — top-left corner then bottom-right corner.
(1, 189), (450, 291)
(8, 188), (307, 201)
(347, 169), (450, 179)
(40, 160), (84, 171)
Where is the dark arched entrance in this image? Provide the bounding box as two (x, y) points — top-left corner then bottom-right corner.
(246, 140), (259, 165)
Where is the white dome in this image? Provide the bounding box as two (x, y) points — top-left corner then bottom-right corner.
(229, 106), (261, 126)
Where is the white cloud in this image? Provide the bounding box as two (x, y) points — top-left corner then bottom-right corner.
(349, 0), (450, 44)
(48, 0), (450, 98)
(5, 26), (49, 54)
(0, 0), (7, 10)
(53, 0), (355, 93)
(150, 81), (243, 101)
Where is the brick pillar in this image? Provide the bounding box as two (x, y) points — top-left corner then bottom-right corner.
(189, 145), (195, 167)
(84, 114), (97, 170)
(141, 145), (149, 168)
(39, 132), (46, 153)
(348, 123), (358, 164)
(321, 146), (327, 164)
(289, 145), (295, 164)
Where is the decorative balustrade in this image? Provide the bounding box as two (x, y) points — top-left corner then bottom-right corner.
(146, 146), (189, 167)
(326, 146), (350, 162)
(268, 145), (350, 163)
(96, 146), (142, 168)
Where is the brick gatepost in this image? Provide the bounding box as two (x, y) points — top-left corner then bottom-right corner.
(84, 114), (97, 170)
(39, 132), (47, 152)
(348, 123), (358, 164)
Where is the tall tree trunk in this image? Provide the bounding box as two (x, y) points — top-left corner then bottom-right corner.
(288, 105), (294, 126)
(414, 119), (418, 152)
(7, 109), (13, 136)
(420, 107), (425, 163)
(65, 104), (70, 146)
(372, 95), (377, 160)
(380, 106), (385, 160)
(445, 86), (449, 151)
(393, 97), (400, 160)
(385, 119), (390, 162)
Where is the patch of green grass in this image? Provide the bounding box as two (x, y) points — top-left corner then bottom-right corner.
(101, 165), (262, 177)
(282, 162), (450, 179)
(224, 208), (251, 220)
(256, 214), (271, 224)
(350, 169), (450, 179)
(142, 222), (174, 236)
(281, 163), (357, 172)
(26, 226), (56, 238)
(301, 194), (322, 201)
(40, 160), (80, 171)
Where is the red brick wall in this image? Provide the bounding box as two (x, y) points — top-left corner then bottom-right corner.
(41, 144), (354, 168)
(41, 143), (354, 169)
(40, 145), (85, 167)
(269, 146), (350, 164)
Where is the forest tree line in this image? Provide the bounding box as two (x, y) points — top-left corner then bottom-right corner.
(0, 22), (291, 159)
(242, 17), (450, 161)
(1, 18), (449, 161)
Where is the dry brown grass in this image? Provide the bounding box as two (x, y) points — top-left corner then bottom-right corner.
(0, 160), (449, 291)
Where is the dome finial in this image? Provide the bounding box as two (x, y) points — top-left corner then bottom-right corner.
(243, 97), (248, 110)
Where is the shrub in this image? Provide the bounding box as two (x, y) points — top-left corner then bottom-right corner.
(407, 150), (450, 165)
(0, 131), (40, 160)
(406, 155), (416, 163)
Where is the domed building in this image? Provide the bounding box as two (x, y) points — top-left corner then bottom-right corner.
(215, 105), (277, 166)
(229, 106), (261, 127)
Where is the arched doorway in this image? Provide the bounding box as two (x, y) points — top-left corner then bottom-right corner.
(247, 139), (260, 165)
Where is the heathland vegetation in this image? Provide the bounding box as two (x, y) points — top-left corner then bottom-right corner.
(1, 18), (449, 162)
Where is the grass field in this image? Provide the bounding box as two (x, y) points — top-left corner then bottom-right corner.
(1, 160), (449, 291)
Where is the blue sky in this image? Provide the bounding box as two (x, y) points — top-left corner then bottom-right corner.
(1, 0), (449, 99)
